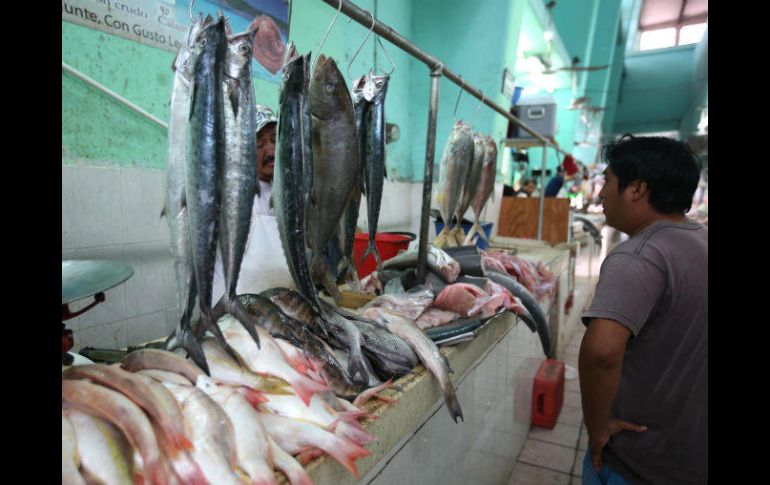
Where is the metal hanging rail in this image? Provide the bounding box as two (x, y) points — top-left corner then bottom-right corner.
(316, 0), (572, 277)
(318, 0), (569, 154)
(62, 61), (168, 130)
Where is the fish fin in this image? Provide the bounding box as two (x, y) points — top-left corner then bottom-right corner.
(352, 378), (395, 407)
(358, 241), (383, 274)
(444, 386), (464, 423)
(319, 264), (343, 304)
(317, 433), (371, 479)
(180, 323), (210, 377)
(160, 203), (167, 220)
(199, 312), (242, 366)
(347, 347), (370, 387)
(229, 297), (263, 349)
(287, 373), (328, 407)
(441, 353), (454, 374)
(335, 421), (376, 446)
(238, 386), (269, 407)
(269, 437), (314, 485)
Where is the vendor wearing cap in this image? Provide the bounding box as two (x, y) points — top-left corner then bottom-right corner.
(545, 154), (580, 197)
(212, 105), (293, 298)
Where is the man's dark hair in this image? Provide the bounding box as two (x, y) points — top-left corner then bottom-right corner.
(601, 134), (701, 213)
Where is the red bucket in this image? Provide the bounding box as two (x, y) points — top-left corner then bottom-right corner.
(353, 232), (415, 278)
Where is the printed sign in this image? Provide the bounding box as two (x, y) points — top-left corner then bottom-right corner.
(501, 68), (516, 102)
(62, 0), (289, 83)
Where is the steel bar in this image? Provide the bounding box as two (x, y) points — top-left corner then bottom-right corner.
(317, 0), (568, 155)
(62, 62), (168, 130)
(416, 66), (443, 282)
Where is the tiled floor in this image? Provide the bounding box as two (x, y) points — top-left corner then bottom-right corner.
(508, 324), (587, 485)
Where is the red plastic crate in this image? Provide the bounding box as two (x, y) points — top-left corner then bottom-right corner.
(531, 359), (566, 429)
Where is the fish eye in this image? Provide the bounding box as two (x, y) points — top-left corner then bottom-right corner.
(200, 39), (207, 47)
(325, 82), (335, 93)
(239, 43), (249, 53)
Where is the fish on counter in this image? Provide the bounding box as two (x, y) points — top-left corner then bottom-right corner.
(260, 287), (331, 340)
(361, 307), (463, 423)
(433, 282), (506, 318)
(362, 285), (435, 320)
(65, 410), (135, 485)
(485, 270), (552, 357)
(201, 338), (291, 394)
(196, 376), (278, 485)
(415, 308), (461, 330)
(62, 380), (172, 485)
(434, 120), (474, 248)
(382, 245), (461, 283)
(62, 413), (87, 485)
(121, 348), (205, 385)
(464, 135), (498, 245)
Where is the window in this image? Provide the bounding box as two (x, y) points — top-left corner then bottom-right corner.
(637, 0), (707, 51)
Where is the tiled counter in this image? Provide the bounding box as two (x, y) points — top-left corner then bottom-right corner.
(301, 242), (574, 485)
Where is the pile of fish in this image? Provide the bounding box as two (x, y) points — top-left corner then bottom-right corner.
(62, 339), (381, 485)
(433, 120), (498, 248)
(359, 243), (557, 358)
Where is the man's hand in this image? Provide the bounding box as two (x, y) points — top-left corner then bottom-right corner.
(588, 418), (647, 472)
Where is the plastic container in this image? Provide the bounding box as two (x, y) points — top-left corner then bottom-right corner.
(531, 358), (566, 429)
(434, 221), (494, 250)
(353, 232), (415, 278)
(515, 94), (557, 139)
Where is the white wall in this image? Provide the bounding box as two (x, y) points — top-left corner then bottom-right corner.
(63, 165), (177, 351)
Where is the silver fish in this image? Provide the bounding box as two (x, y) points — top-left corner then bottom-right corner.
(273, 46), (324, 312)
(362, 307), (463, 422)
(359, 72), (390, 272)
(217, 27), (266, 350)
(65, 409), (134, 485)
(451, 132), (485, 245)
(185, 17), (255, 362)
(382, 245), (461, 283)
(434, 121), (473, 247)
(164, 14), (209, 373)
(464, 135), (498, 244)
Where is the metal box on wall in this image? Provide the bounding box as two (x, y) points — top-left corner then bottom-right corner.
(515, 95), (557, 139)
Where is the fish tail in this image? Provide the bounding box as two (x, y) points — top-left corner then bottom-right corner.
(335, 421), (376, 446)
(288, 373), (329, 406)
(229, 297), (263, 349)
(347, 347), (370, 387)
(296, 448), (324, 465)
(318, 434), (371, 479)
(433, 227), (448, 248)
(359, 241), (383, 273)
(352, 378), (395, 407)
(463, 223), (481, 245)
(177, 319), (210, 377)
(201, 311), (242, 366)
(444, 386), (464, 423)
(269, 437), (314, 485)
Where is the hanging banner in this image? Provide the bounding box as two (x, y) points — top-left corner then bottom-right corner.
(61, 0), (289, 83)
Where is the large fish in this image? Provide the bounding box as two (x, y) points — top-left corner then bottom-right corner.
(382, 245), (461, 283)
(121, 348), (205, 385)
(433, 121), (473, 247)
(362, 307), (463, 422)
(196, 376), (277, 485)
(201, 338), (290, 394)
(62, 364), (192, 454)
(464, 135), (498, 244)
(260, 287), (331, 340)
(308, 55), (361, 302)
(274, 46), (324, 313)
(450, 132), (485, 245)
(216, 26), (268, 353)
(358, 72), (390, 272)
(62, 413), (87, 485)
(163, 382), (245, 485)
(486, 270), (552, 357)
(350, 317), (419, 379)
(164, 14), (209, 373)
(185, 16), (247, 367)
(65, 409), (135, 485)
(61, 380), (171, 485)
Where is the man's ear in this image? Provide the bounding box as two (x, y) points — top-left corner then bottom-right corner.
(628, 180), (648, 202)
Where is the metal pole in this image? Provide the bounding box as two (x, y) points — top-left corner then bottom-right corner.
(537, 144), (547, 240)
(62, 62), (168, 130)
(416, 65), (442, 282)
(316, 0), (559, 148)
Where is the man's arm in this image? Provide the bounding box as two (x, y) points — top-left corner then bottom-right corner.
(579, 318), (646, 471)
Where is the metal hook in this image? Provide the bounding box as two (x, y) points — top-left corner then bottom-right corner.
(376, 35), (396, 76)
(347, 10), (376, 80)
(453, 77), (465, 119)
(312, 0), (343, 72)
(189, 0), (195, 22)
(474, 92), (486, 116)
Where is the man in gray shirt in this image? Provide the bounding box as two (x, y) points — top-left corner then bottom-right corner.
(580, 135), (707, 484)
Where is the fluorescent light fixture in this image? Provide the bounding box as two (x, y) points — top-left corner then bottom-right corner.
(543, 29), (554, 42)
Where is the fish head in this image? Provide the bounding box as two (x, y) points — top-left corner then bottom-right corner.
(309, 55), (348, 120)
(279, 49), (307, 94)
(225, 28), (257, 79)
(282, 41), (299, 70)
(191, 15), (227, 71)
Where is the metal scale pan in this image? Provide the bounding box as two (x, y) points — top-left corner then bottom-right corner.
(61, 260), (134, 365)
